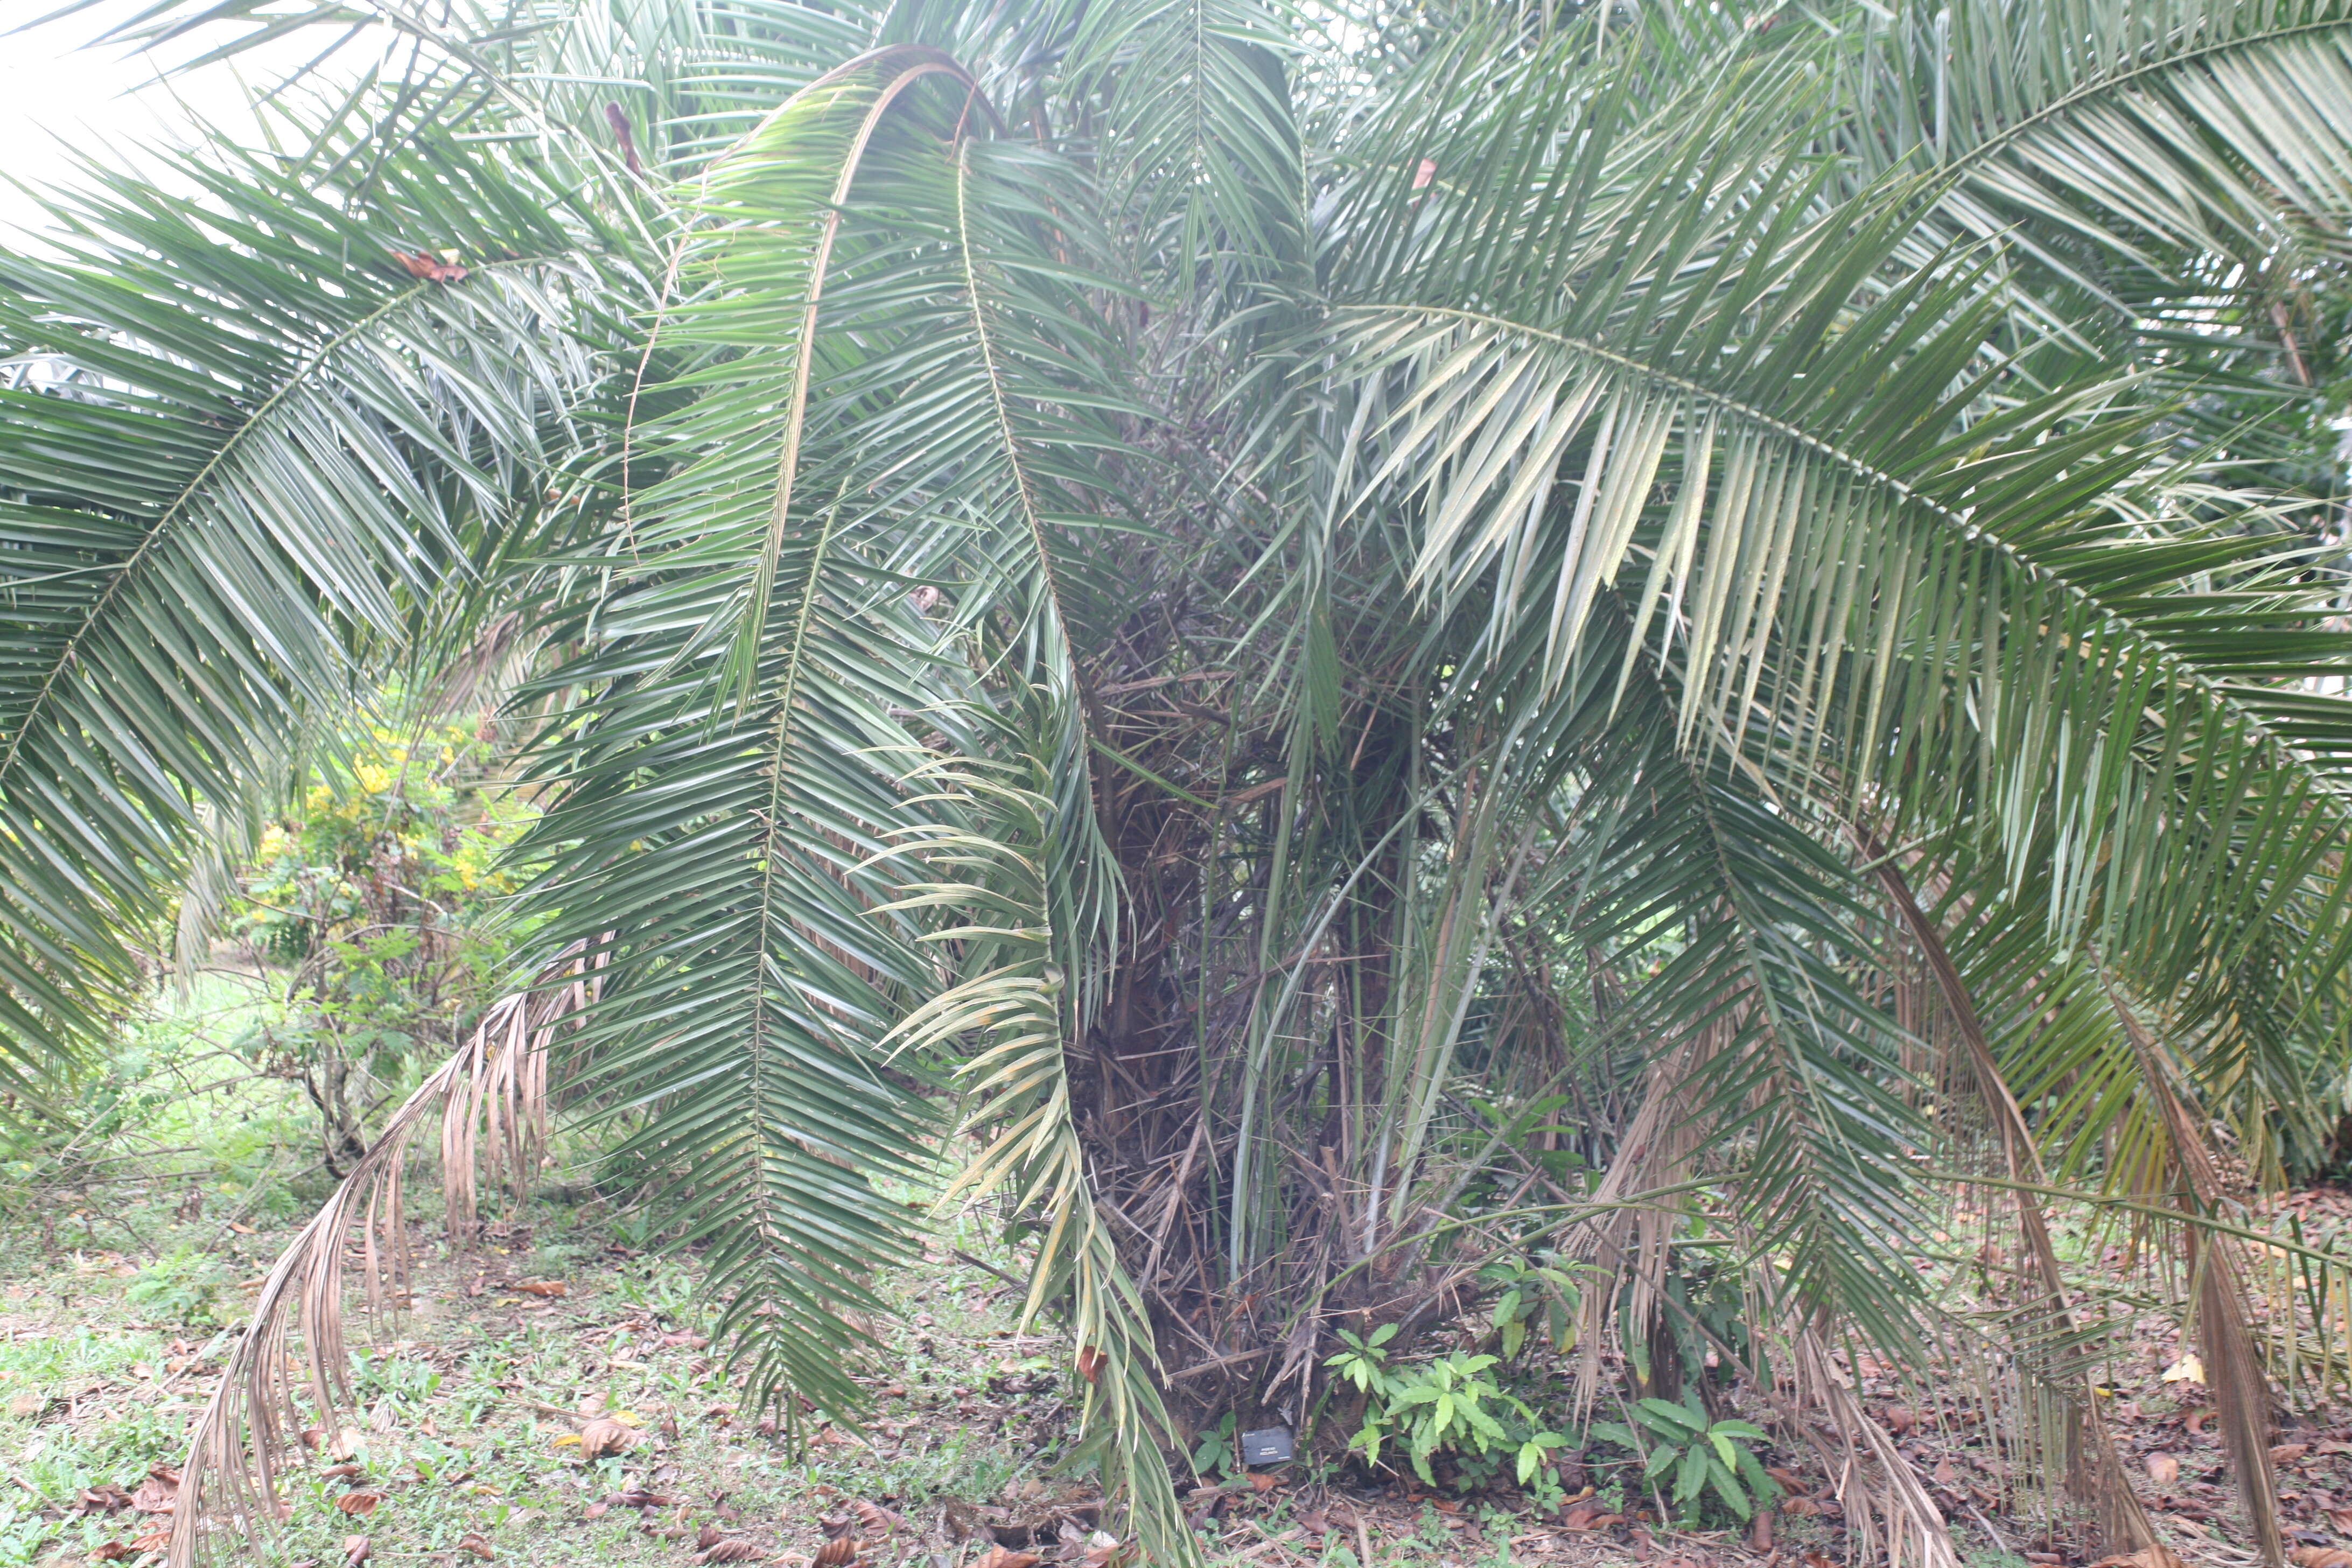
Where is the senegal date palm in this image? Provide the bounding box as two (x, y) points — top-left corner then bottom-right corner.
(6, 1), (2352, 1562)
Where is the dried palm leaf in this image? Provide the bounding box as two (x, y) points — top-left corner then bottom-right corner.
(166, 945), (601, 1568)
(1788, 1325), (1962, 1568)
(1874, 855), (2165, 1559)
(2105, 983), (2284, 1568)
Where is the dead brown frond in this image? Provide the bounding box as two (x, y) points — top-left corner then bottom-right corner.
(1874, 851), (2168, 1562)
(165, 944), (601, 1568)
(2105, 982), (2284, 1568)
(1788, 1325), (1962, 1568)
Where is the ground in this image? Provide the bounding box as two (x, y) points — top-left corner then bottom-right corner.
(4, 1182), (2336, 1568)
(3, 981), (2347, 1567)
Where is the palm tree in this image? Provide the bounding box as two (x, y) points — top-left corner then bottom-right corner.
(7, 1), (2352, 1563)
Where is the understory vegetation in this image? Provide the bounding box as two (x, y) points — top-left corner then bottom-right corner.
(5, 0), (2352, 1565)
(18, 1002), (2352, 1568)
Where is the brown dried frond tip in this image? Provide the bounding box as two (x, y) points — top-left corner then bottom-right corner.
(163, 944), (606, 1568)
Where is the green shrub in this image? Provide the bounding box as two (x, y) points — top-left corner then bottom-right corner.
(1591, 1392), (1779, 1525)
(1326, 1327), (1570, 1495)
(124, 1248), (233, 1326)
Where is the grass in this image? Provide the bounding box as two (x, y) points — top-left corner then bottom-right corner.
(0, 1181), (1108, 1566)
(0, 976), (1612, 1568)
(0, 1193), (1602, 1567)
(11, 975), (2268, 1568)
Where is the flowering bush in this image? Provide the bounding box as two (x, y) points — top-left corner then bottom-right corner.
(232, 720), (537, 1173)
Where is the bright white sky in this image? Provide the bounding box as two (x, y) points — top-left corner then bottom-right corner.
(0, 0), (332, 240)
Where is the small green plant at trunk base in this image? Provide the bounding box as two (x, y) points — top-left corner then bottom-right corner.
(1593, 1393), (1779, 1525)
(1326, 1328), (1569, 1489)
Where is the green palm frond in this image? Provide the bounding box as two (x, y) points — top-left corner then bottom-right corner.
(517, 30), (1150, 1426)
(1062, 0), (1309, 288)
(1317, 43), (2352, 1053)
(1568, 650), (1934, 1347)
(880, 733), (1194, 1563)
(0, 135), (599, 1080)
(1862, 0), (2352, 277)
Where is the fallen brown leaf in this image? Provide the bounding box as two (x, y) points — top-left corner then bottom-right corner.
(1076, 1346), (1105, 1384)
(696, 1525), (725, 1551)
(506, 1279), (568, 1298)
(79, 1484), (135, 1515)
(320, 1464), (365, 1482)
(90, 1544), (132, 1562)
(2146, 1451), (2181, 1485)
(1884, 1405), (1916, 1436)
(343, 1535), (372, 1568)
(2290, 1550), (2352, 1568)
(850, 1500), (902, 1536)
(299, 1426), (327, 1450)
(334, 1493), (382, 1517)
(1245, 1472), (1281, 1493)
(2276, 1444), (2314, 1466)
(698, 1542), (761, 1563)
(578, 1417), (638, 1460)
(1932, 1457), (1958, 1487)
(128, 1527), (171, 1555)
(813, 1538), (858, 1567)
(2327, 1508), (2352, 1534)
(2184, 1408), (2214, 1435)
(969, 1551), (1042, 1568)
(2088, 1546), (2189, 1568)
(456, 1534), (494, 1560)
(130, 1466), (178, 1516)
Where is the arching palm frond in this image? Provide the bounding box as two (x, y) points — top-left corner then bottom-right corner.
(513, 44), (1179, 1516)
(0, 136), (601, 1083)
(879, 729), (1194, 1564)
(1319, 31), (2352, 1055)
(1863, 0), (2352, 279)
